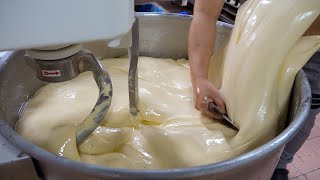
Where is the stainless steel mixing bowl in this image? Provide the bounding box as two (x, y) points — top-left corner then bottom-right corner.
(0, 13), (311, 180)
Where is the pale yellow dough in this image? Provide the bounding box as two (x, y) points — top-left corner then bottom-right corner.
(17, 0), (320, 169)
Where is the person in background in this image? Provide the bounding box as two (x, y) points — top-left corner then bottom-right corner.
(188, 1), (320, 180)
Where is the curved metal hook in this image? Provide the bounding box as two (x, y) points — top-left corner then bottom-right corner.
(75, 54), (113, 144)
(25, 50), (113, 145)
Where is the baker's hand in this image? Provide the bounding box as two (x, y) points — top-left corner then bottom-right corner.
(193, 78), (226, 119)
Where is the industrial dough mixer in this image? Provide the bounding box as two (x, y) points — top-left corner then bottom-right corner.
(0, 12), (312, 179)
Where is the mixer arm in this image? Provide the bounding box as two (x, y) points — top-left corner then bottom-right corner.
(128, 18), (140, 116)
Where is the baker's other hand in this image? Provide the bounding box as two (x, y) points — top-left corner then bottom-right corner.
(193, 78), (226, 119)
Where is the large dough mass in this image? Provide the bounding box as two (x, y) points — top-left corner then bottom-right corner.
(17, 0), (320, 169)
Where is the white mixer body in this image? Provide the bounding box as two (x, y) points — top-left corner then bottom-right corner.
(0, 0), (135, 51)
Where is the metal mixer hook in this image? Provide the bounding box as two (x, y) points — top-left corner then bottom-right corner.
(25, 49), (113, 145)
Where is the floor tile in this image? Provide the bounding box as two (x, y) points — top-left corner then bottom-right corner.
(315, 115), (320, 128)
(307, 137), (320, 156)
(290, 175), (307, 180)
(304, 169), (320, 180)
(292, 138), (320, 174)
(288, 163), (302, 178)
(308, 125), (320, 140)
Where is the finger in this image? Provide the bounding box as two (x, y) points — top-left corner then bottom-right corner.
(212, 97), (226, 114)
(198, 100), (223, 120)
(202, 96), (213, 104)
(195, 95), (210, 110)
(207, 84), (226, 113)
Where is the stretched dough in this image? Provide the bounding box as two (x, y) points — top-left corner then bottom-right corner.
(17, 0), (320, 169)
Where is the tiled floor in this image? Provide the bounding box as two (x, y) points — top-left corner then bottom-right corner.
(288, 115), (320, 180)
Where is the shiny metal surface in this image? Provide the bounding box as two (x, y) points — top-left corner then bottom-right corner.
(0, 13), (311, 180)
(0, 133), (39, 180)
(128, 19), (140, 116)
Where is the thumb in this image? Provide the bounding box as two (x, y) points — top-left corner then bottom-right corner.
(213, 97), (226, 114)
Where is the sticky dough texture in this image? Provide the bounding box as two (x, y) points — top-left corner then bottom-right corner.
(17, 0), (320, 169)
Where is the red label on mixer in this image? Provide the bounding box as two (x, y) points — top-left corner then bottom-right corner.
(42, 70), (61, 77)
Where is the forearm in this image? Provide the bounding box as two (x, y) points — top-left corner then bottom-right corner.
(188, 15), (217, 87)
(188, 0), (224, 90)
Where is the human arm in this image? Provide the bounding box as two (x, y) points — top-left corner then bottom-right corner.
(188, 0), (225, 118)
